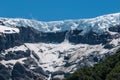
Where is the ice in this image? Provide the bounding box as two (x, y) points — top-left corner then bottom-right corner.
(0, 12), (120, 34)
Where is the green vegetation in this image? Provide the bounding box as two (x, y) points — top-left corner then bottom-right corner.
(65, 51), (120, 80)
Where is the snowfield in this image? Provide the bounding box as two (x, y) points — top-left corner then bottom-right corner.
(2, 41), (119, 73)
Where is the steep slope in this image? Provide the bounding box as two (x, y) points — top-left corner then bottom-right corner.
(65, 49), (120, 80)
(0, 13), (120, 80)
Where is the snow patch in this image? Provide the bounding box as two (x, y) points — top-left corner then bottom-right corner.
(2, 45), (28, 55)
(1, 58), (26, 67)
(0, 25), (19, 34)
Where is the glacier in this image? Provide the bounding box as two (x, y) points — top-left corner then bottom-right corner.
(0, 13), (120, 34)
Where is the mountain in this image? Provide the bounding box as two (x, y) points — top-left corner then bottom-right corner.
(0, 13), (120, 80)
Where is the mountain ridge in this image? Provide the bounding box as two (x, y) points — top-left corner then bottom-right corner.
(0, 12), (120, 34)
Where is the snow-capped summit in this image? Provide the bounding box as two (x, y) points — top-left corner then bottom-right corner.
(0, 12), (120, 34)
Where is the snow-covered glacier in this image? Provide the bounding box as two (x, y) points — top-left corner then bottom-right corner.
(0, 13), (120, 80)
(0, 12), (120, 34)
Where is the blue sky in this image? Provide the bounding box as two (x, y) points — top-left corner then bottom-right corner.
(0, 0), (120, 21)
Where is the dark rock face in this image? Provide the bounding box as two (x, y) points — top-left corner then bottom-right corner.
(0, 62), (47, 80)
(18, 27), (66, 43)
(0, 25), (120, 52)
(0, 33), (22, 52)
(12, 62), (47, 80)
(0, 63), (11, 80)
(109, 25), (120, 33)
(0, 50), (31, 61)
(4, 50), (30, 60)
(68, 29), (112, 44)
